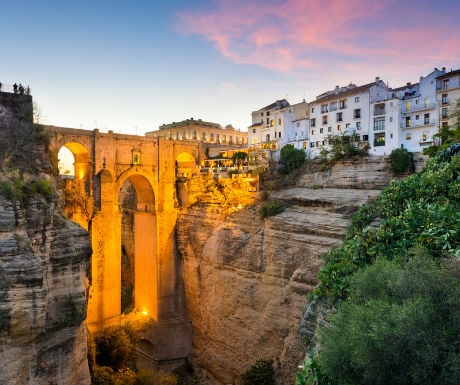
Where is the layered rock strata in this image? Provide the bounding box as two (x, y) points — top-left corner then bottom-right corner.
(177, 157), (394, 384)
(0, 197), (92, 385)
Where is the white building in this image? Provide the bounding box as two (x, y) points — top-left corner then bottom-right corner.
(437, 68), (460, 131)
(283, 100), (310, 151)
(307, 80), (376, 157)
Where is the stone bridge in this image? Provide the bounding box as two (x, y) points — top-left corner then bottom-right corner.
(46, 125), (206, 364)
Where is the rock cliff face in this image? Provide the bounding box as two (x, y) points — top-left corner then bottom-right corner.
(0, 102), (92, 385)
(177, 157), (395, 384)
(0, 196), (92, 385)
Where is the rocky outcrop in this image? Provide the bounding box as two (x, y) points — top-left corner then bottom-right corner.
(0, 197), (91, 385)
(177, 157), (394, 384)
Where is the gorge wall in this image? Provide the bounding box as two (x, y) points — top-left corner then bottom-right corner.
(0, 102), (92, 385)
(177, 158), (396, 384)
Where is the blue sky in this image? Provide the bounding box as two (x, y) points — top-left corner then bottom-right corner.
(1, 0), (459, 135)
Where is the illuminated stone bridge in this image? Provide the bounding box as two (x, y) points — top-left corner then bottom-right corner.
(46, 125), (205, 364)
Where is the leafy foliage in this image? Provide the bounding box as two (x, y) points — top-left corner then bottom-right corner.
(316, 256), (460, 385)
(320, 132), (369, 161)
(258, 199), (286, 218)
(242, 359), (275, 385)
(316, 152), (460, 301)
(388, 148), (414, 175)
(279, 144), (306, 173)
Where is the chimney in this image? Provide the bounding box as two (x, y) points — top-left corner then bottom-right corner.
(407, 82), (411, 87)
(375, 77), (380, 83)
(335, 86), (339, 94)
(442, 67), (446, 72)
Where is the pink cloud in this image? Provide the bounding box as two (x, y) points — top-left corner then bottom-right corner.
(175, 0), (460, 77)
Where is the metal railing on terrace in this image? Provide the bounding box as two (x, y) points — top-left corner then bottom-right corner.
(0, 83), (31, 95)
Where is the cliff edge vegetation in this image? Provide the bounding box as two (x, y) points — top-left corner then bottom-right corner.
(298, 145), (460, 385)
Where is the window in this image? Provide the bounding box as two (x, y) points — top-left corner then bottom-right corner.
(310, 142), (315, 148)
(424, 113), (430, 125)
(267, 111), (270, 116)
(442, 107), (448, 119)
(405, 101), (411, 112)
(422, 132), (428, 142)
(355, 96), (360, 103)
(222, 135), (226, 143)
(322, 140), (326, 146)
(210, 133), (214, 141)
(339, 100), (347, 109)
(193, 131), (197, 139)
(266, 118), (269, 124)
(322, 116), (328, 125)
(406, 133), (411, 140)
(415, 99), (419, 105)
(303, 142), (307, 149)
(266, 134), (270, 142)
(424, 97), (430, 108)
(261, 112), (264, 116)
(346, 123), (350, 128)
(296, 122), (300, 127)
(443, 79), (449, 90)
(337, 124), (341, 131)
(278, 118), (282, 125)
(320, 127), (324, 133)
(252, 128), (256, 133)
(336, 112), (343, 122)
(389, 117), (393, 122)
(405, 117), (411, 127)
(321, 104), (328, 113)
(362, 135), (369, 141)
(354, 109), (361, 119)
(442, 93), (448, 104)
(311, 107), (315, 113)
(216, 134), (220, 142)
(270, 119), (274, 127)
(310, 118), (316, 127)
(328, 126), (332, 132)
(311, 129), (315, 135)
(279, 132), (282, 138)
(356, 121), (361, 130)
(374, 117), (385, 131)
(415, 114), (419, 120)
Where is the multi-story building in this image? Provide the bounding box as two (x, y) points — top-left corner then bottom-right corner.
(146, 118), (247, 146)
(248, 99), (291, 149)
(436, 68), (460, 131)
(283, 100), (310, 151)
(307, 80), (376, 157)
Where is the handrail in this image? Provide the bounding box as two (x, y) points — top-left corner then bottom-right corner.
(0, 82), (31, 95)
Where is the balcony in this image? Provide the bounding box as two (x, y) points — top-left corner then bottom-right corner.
(374, 104), (386, 115)
(400, 119), (436, 128)
(374, 139), (385, 147)
(402, 101), (436, 114)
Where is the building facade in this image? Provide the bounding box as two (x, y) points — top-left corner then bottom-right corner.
(436, 68), (460, 131)
(146, 118), (247, 146)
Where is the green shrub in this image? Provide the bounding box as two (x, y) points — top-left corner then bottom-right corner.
(94, 327), (134, 370)
(92, 365), (115, 385)
(258, 199), (286, 218)
(242, 359), (275, 385)
(316, 256), (460, 385)
(279, 144), (306, 173)
(389, 148), (414, 175)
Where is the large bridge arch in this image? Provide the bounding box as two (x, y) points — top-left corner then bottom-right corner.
(117, 172), (158, 320)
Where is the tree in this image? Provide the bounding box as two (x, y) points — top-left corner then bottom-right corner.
(279, 144), (306, 173)
(316, 256), (460, 385)
(388, 148), (414, 175)
(322, 131), (369, 161)
(232, 151), (248, 168)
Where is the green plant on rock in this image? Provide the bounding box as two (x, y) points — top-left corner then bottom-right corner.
(242, 359), (275, 385)
(279, 144), (306, 173)
(389, 148), (414, 175)
(258, 199), (286, 218)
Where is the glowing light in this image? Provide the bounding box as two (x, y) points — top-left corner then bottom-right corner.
(141, 310), (148, 316)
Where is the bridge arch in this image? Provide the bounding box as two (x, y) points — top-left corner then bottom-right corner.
(58, 141), (90, 181)
(117, 172), (158, 319)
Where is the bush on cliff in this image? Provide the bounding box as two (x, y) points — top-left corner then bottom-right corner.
(388, 148), (414, 175)
(242, 359), (275, 385)
(316, 256), (460, 385)
(279, 144), (306, 174)
(296, 145), (460, 385)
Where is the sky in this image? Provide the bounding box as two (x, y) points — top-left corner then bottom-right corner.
(1, 0), (459, 135)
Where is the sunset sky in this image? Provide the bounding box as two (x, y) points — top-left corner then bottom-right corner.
(1, 0), (459, 135)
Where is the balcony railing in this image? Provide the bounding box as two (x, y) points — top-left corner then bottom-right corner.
(374, 108), (386, 116)
(400, 119), (436, 128)
(402, 101), (436, 113)
(374, 140), (385, 147)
